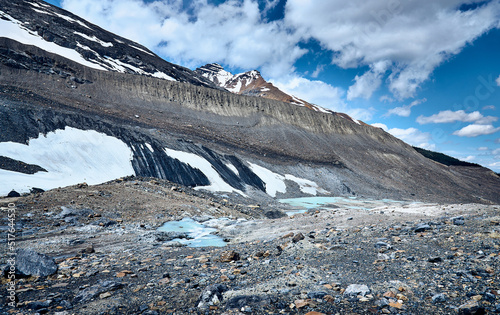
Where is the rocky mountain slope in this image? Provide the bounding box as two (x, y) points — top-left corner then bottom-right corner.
(195, 63), (350, 118)
(0, 0), (499, 204)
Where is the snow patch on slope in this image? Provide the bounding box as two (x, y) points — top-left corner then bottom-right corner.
(0, 127), (135, 195)
(27, 2), (91, 29)
(284, 174), (326, 196)
(247, 162), (286, 197)
(74, 31), (113, 47)
(164, 148), (245, 195)
(248, 163), (325, 197)
(0, 11), (106, 70)
(152, 71), (176, 81)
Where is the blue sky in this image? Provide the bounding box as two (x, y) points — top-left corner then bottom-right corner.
(45, 0), (500, 171)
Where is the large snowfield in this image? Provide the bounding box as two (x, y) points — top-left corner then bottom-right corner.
(0, 127), (135, 195)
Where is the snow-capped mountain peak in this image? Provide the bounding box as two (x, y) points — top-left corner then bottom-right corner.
(195, 63), (364, 123)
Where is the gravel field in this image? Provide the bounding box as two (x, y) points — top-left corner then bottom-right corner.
(1, 177), (499, 314)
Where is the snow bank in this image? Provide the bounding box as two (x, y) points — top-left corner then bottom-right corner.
(164, 148), (245, 195)
(0, 127), (135, 195)
(247, 162), (286, 197)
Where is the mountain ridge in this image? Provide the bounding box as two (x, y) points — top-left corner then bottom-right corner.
(0, 0), (220, 88)
(0, 0), (499, 204)
(195, 63), (365, 124)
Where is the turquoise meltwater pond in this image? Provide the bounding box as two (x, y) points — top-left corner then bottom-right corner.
(157, 218), (227, 247)
(279, 196), (411, 216)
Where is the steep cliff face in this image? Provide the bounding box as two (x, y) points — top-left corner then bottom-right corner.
(0, 0), (498, 203)
(195, 63), (353, 118)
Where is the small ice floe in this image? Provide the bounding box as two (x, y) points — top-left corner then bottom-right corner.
(157, 218), (226, 247)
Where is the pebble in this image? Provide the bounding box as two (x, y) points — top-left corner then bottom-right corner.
(414, 223), (431, 232)
(292, 233), (305, 243)
(432, 293), (447, 303)
(344, 284), (370, 297)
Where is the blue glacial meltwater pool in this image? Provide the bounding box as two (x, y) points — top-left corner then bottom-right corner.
(279, 196), (408, 216)
(157, 218), (226, 247)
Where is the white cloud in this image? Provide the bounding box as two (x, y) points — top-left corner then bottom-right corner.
(347, 60), (390, 100)
(371, 123), (388, 131)
(370, 123), (434, 149)
(61, 0), (306, 78)
(271, 75), (373, 121)
(384, 98), (426, 117)
(311, 64), (325, 78)
(453, 124), (500, 137)
(387, 127), (435, 150)
(493, 148), (500, 155)
(417, 110), (498, 125)
(483, 105), (496, 110)
(61, 0), (500, 102)
(496, 75), (500, 87)
(463, 155), (475, 161)
(478, 147), (489, 151)
(379, 95), (394, 103)
(285, 0), (500, 99)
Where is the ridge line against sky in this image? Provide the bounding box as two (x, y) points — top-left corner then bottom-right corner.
(44, 0), (500, 171)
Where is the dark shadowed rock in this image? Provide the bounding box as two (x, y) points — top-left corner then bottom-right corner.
(458, 301), (486, 315)
(452, 216), (465, 225)
(7, 190), (20, 197)
(73, 280), (124, 304)
(219, 250), (240, 262)
(292, 233), (305, 243)
(432, 293), (447, 303)
(428, 257), (443, 263)
(414, 223), (431, 232)
(307, 291), (328, 299)
(30, 187), (45, 194)
(15, 248), (58, 277)
(264, 210), (286, 219)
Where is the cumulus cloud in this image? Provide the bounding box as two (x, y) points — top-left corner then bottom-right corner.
(489, 161), (500, 169)
(497, 75), (500, 87)
(271, 75), (373, 121)
(370, 123), (435, 149)
(61, 0), (500, 101)
(61, 0), (306, 78)
(285, 0), (500, 99)
(347, 60), (390, 100)
(384, 98), (426, 117)
(452, 124), (500, 137)
(417, 110), (498, 125)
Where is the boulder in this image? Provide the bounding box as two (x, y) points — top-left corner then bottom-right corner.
(15, 248), (58, 277)
(7, 190), (20, 197)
